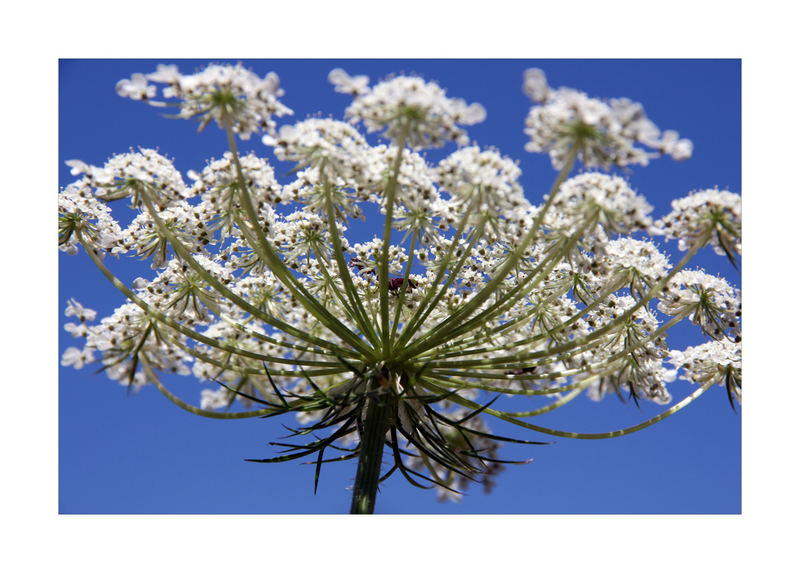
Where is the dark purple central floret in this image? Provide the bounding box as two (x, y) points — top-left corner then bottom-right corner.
(387, 277), (418, 295)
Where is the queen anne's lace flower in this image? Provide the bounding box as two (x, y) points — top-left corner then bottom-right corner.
(113, 203), (213, 269)
(117, 63), (293, 139)
(659, 270), (741, 341)
(334, 71), (486, 149)
(670, 340), (742, 404)
(142, 256), (235, 325)
(349, 237), (406, 276)
(548, 172), (653, 235)
(58, 181), (124, 255)
(523, 68), (550, 103)
(653, 188), (742, 260)
(523, 68), (692, 170)
(272, 212), (337, 269)
(66, 149), (190, 209)
(582, 295), (675, 405)
(599, 238), (671, 292)
(371, 145), (440, 209)
(62, 63), (741, 510)
(66, 300), (192, 390)
(436, 146), (528, 217)
(188, 151), (281, 239)
(263, 118), (373, 178)
(263, 118), (384, 219)
(63, 300), (97, 339)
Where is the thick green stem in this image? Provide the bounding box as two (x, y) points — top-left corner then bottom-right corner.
(350, 377), (390, 514)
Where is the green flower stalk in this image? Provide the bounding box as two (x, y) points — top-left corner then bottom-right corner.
(60, 63), (741, 513)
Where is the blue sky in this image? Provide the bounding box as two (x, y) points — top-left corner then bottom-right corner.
(59, 59), (741, 514)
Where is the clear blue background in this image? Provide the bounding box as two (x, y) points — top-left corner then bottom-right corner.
(59, 59), (741, 514)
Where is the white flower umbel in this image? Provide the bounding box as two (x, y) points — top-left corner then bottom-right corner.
(523, 68), (693, 170)
(117, 63), (293, 139)
(436, 147), (528, 226)
(548, 172), (653, 236)
(334, 71), (487, 149)
(670, 340), (742, 406)
(653, 188), (742, 264)
(263, 118), (374, 180)
(659, 270), (741, 341)
(61, 63), (741, 514)
(58, 181), (123, 256)
(65, 148), (190, 209)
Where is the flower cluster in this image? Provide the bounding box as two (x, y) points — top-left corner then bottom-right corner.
(61, 63), (741, 511)
(547, 172), (653, 236)
(659, 270), (741, 341)
(66, 148), (190, 208)
(58, 180), (123, 256)
(117, 63), (293, 139)
(523, 68), (693, 169)
(653, 188), (742, 262)
(670, 340), (741, 407)
(331, 69), (486, 149)
(435, 146), (527, 218)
